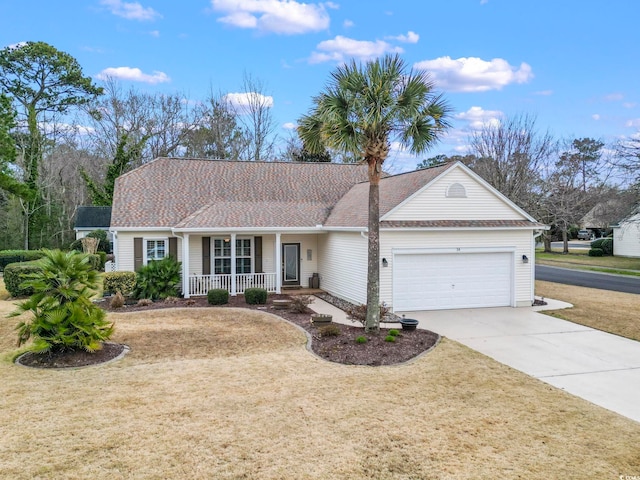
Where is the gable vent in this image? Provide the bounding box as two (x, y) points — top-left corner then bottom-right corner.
(446, 183), (467, 198)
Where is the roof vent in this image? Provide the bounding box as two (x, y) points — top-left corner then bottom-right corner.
(446, 183), (467, 198)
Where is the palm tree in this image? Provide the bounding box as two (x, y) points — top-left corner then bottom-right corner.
(298, 54), (451, 332)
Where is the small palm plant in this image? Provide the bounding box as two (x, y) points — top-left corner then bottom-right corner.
(10, 249), (114, 353)
(133, 255), (181, 300)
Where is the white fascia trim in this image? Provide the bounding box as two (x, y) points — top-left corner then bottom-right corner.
(171, 226), (327, 235)
(392, 246), (517, 255)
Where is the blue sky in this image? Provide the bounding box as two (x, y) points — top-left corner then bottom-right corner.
(2, 0), (639, 172)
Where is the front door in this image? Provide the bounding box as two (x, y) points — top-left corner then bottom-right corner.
(282, 243), (300, 286)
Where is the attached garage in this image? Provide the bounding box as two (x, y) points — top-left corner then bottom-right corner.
(392, 249), (514, 311)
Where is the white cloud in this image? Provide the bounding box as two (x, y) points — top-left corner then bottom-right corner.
(604, 92), (624, 102)
(592, 114), (601, 121)
(387, 31), (419, 44)
(211, 0), (330, 35)
(533, 90), (553, 96)
(623, 102), (637, 109)
(414, 56), (533, 92)
(455, 106), (503, 130)
(224, 92), (274, 110)
(100, 0), (161, 21)
(282, 122), (297, 130)
(309, 35), (403, 64)
(7, 41), (27, 50)
(480, 0), (489, 4)
(96, 67), (170, 84)
(149, 30), (160, 37)
(343, 19), (354, 28)
(625, 118), (640, 128)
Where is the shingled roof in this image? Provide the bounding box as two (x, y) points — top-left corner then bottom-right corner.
(111, 158), (370, 229)
(324, 163), (454, 227)
(74, 206), (112, 229)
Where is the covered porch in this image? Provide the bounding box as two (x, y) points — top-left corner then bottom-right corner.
(177, 230), (322, 298)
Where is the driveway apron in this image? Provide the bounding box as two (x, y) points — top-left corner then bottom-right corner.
(398, 304), (640, 423)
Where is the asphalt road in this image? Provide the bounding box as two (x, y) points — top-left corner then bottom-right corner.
(536, 265), (640, 294)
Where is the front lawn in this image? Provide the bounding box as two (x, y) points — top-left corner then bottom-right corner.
(536, 280), (640, 342)
(536, 249), (640, 274)
(1, 300), (639, 478)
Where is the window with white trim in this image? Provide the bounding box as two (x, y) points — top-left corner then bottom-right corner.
(145, 238), (167, 264)
(213, 237), (252, 274)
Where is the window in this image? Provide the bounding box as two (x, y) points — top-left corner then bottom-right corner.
(213, 237), (252, 274)
(146, 239), (167, 263)
(446, 183), (467, 198)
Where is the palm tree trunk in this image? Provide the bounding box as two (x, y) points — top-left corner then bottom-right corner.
(365, 160), (381, 333)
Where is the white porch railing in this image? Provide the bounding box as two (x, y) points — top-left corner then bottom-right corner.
(188, 273), (277, 297)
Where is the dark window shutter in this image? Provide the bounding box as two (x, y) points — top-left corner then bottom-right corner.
(134, 237), (143, 271)
(254, 236), (262, 273)
(202, 237), (211, 275)
(169, 237), (178, 259)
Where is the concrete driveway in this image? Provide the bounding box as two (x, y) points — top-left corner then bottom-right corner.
(397, 301), (640, 423)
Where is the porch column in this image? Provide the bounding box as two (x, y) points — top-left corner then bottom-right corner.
(182, 234), (190, 298)
(275, 232), (281, 294)
(230, 233), (237, 296)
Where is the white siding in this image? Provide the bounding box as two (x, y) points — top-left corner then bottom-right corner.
(115, 230), (181, 271)
(189, 235), (202, 275)
(380, 230), (534, 310)
(614, 223), (640, 258)
(385, 168), (526, 221)
(318, 232), (368, 305)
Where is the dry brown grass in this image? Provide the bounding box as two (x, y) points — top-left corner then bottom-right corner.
(536, 280), (640, 341)
(1, 301), (639, 479)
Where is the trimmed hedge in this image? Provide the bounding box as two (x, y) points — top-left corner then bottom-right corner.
(588, 248), (604, 257)
(590, 237), (613, 256)
(244, 287), (267, 305)
(103, 271), (137, 296)
(0, 250), (45, 271)
(207, 288), (229, 305)
(4, 261), (42, 297)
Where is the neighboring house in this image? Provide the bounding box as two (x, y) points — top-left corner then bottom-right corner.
(613, 208), (640, 258)
(110, 158), (546, 312)
(74, 206), (112, 240)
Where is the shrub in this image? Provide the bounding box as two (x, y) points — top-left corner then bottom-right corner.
(133, 256), (182, 300)
(207, 288), (229, 305)
(384, 335), (396, 342)
(355, 335), (368, 344)
(590, 238), (604, 249)
(600, 238), (613, 256)
(346, 303), (390, 327)
(245, 287), (267, 305)
(9, 250), (114, 353)
(319, 324), (341, 337)
(289, 295), (313, 313)
(86, 254), (102, 271)
(3, 261), (42, 297)
(388, 329), (400, 337)
(0, 250), (45, 271)
(103, 271), (136, 296)
(137, 298), (153, 306)
(588, 248), (604, 257)
(110, 291), (125, 309)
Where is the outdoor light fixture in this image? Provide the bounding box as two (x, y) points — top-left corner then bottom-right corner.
(382, 258), (388, 267)
(522, 255), (529, 264)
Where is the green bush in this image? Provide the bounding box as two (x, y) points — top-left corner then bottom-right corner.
(133, 256), (182, 300)
(0, 250), (45, 271)
(388, 329), (400, 337)
(4, 261), (42, 297)
(103, 271), (136, 296)
(244, 287), (267, 305)
(355, 336), (368, 344)
(588, 248), (604, 257)
(9, 250), (114, 353)
(207, 288), (229, 305)
(319, 324), (341, 337)
(384, 335), (396, 342)
(600, 238), (613, 256)
(591, 238), (604, 249)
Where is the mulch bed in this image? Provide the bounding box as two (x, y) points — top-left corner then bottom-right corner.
(16, 294), (440, 368)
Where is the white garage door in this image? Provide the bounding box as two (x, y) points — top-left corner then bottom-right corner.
(393, 252), (513, 311)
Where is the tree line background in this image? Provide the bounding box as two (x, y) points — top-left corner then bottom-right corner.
(1, 42), (639, 251)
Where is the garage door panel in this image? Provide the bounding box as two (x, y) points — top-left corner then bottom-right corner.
(393, 252), (513, 311)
